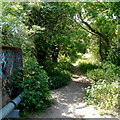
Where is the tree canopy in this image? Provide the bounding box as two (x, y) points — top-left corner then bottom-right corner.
(2, 2), (119, 63)
(1, 2), (119, 117)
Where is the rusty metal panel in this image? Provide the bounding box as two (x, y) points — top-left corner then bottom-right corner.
(0, 46), (23, 107)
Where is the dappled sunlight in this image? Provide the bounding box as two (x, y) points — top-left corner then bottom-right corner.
(74, 53), (99, 67)
(72, 74), (90, 83)
(72, 63), (91, 83)
(28, 65), (113, 118)
(2, 2), (118, 119)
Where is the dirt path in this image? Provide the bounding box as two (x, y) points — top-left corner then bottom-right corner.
(28, 64), (112, 118)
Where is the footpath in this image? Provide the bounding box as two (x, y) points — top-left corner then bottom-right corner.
(28, 63), (113, 118)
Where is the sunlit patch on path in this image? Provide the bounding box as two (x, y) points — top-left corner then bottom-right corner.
(72, 63), (90, 83)
(28, 63), (112, 118)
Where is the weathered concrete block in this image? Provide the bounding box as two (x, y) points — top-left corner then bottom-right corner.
(0, 46), (23, 107)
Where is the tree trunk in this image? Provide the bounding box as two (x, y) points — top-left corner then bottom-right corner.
(99, 38), (104, 61)
(52, 45), (60, 62)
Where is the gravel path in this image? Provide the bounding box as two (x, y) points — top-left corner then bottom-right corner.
(28, 64), (113, 118)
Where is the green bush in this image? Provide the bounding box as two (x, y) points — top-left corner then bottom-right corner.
(54, 61), (73, 73)
(12, 60), (52, 116)
(87, 62), (120, 83)
(48, 70), (71, 89)
(84, 62), (120, 114)
(46, 60), (73, 89)
(84, 81), (119, 112)
(107, 42), (120, 66)
(87, 68), (105, 82)
(79, 62), (98, 74)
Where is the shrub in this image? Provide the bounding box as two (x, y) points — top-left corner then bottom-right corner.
(48, 70), (71, 89)
(87, 68), (105, 82)
(45, 59), (73, 89)
(84, 62), (120, 114)
(78, 61), (98, 74)
(107, 42), (120, 66)
(54, 61), (73, 74)
(87, 62), (120, 83)
(84, 81), (119, 112)
(11, 59), (52, 116)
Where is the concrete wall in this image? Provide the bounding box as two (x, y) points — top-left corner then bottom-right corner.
(0, 46), (23, 107)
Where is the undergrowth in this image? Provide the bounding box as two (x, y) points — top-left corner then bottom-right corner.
(45, 55), (73, 89)
(11, 59), (53, 117)
(78, 59), (119, 115)
(11, 55), (73, 116)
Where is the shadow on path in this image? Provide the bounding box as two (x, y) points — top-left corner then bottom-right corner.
(28, 64), (109, 118)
